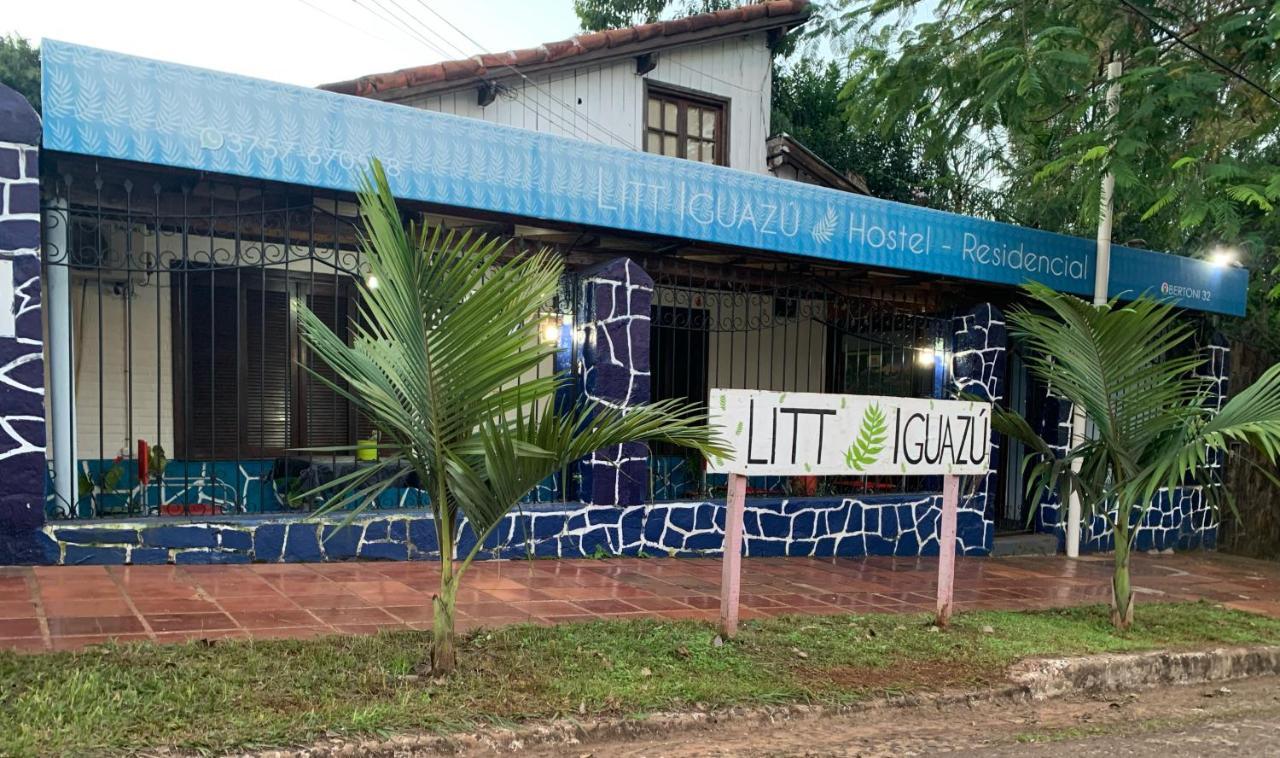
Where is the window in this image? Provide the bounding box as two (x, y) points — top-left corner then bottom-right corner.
(173, 270), (369, 458)
(645, 86), (726, 165)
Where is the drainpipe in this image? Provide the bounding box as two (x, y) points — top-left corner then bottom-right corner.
(1068, 57), (1123, 558)
(45, 192), (78, 516)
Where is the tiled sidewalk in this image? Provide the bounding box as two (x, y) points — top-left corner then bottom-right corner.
(1, 553), (1278, 652)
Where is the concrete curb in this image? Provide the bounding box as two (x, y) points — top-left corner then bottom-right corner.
(1009, 645), (1280, 700)
(246, 645), (1280, 757)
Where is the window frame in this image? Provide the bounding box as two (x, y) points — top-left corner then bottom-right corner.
(171, 268), (363, 459)
(643, 81), (730, 167)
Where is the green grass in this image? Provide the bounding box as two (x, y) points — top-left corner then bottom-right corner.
(3, 602), (1279, 756)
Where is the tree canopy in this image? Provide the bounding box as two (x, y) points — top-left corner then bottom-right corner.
(771, 58), (941, 205)
(0, 34), (40, 113)
(573, 0), (731, 30)
(834, 0), (1280, 259)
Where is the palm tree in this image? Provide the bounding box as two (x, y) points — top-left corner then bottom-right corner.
(296, 161), (724, 672)
(992, 283), (1280, 630)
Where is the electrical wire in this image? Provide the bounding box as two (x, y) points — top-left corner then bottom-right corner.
(408, 0), (641, 148)
(1115, 0), (1280, 109)
(343, 0), (611, 145)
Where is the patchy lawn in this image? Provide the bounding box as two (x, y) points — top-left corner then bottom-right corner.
(3, 602), (1279, 756)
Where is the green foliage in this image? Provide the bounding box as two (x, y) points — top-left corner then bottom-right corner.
(834, 1), (1280, 254)
(296, 161), (723, 670)
(0, 34), (39, 113)
(574, 0), (734, 30)
(988, 284), (1280, 627)
(771, 58), (943, 205)
(843, 402), (887, 471)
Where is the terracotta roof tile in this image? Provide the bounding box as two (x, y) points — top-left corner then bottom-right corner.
(604, 27), (639, 46)
(320, 0), (809, 98)
(661, 17), (693, 35)
(577, 31), (611, 52)
(542, 39), (580, 62)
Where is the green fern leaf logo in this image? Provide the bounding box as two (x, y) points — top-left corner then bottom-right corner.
(843, 403), (888, 472)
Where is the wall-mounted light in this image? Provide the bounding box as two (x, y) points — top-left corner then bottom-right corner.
(366, 275), (380, 290)
(541, 318), (562, 345)
(915, 348), (936, 368)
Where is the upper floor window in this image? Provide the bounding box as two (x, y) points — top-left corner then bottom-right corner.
(645, 85), (726, 166)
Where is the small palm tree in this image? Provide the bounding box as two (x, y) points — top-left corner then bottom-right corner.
(296, 161), (723, 672)
(993, 283), (1280, 630)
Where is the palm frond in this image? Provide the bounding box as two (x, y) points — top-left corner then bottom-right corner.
(295, 159), (718, 547)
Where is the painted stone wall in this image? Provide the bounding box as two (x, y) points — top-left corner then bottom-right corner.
(1035, 333), (1228, 552)
(40, 491), (993, 565)
(577, 258), (652, 506)
(949, 303), (1006, 555)
(0, 85), (50, 564)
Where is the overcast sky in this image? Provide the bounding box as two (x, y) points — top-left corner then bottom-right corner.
(7, 0), (583, 86)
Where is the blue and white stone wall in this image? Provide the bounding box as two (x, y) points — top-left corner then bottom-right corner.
(578, 258), (652, 506)
(40, 491), (995, 565)
(949, 303), (1006, 554)
(0, 85), (48, 564)
(1035, 331), (1228, 552)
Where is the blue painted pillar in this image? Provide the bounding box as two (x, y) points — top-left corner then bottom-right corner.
(577, 258), (652, 506)
(950, 303), (1007, 554)
(0, 84), (51, 563)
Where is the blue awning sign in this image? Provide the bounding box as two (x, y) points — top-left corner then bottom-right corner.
(40, 39), (1248, 316)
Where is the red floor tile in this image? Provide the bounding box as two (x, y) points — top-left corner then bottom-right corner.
(0, 600), (37, 618)
(1, 553), (1276, 654)
(382, 605), (434, 622)
(227, 609), (322, 629)
(306, 606), (398, 626)
(46, 615), (145, 636)
(216, 594), (301, 612)
(129, 596), (223, 615)
(0, 618), (42, 637)
(144, 612), (238, 633)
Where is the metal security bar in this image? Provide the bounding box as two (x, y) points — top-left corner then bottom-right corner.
(41, 160), (577, 520)
(646, 258), (951, 501)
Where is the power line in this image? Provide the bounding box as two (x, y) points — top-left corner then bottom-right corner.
(342, 0), (608, 145)
(1115, 0), (1280, 109)
(351, 0), (454, 60)
(408, 0), (640, 148)
(294, 0), (399, 44)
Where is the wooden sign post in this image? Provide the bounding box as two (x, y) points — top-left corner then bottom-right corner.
(708, 389), (991, 637)
(718, 472), (748, 637)
(935, 473), (961, 627)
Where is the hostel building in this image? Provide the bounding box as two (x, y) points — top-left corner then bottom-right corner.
(0, 1), (1242, 565)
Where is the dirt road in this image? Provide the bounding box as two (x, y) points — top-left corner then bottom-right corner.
(515, 675), (1280, 757)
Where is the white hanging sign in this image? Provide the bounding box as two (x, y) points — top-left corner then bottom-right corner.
(707, 389), (992, 477)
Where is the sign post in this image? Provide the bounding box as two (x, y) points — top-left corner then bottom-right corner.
(708, 389), (991, 637)
(718, 472), (748, 637)
(935, 473), (961, 627)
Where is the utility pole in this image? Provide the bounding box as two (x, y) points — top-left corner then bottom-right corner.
(1068, 57), (1123, 559)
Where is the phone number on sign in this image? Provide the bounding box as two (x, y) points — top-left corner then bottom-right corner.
(199, 128), (404, 178)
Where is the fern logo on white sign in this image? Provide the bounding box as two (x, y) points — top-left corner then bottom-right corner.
(707, 389), (991, 477)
